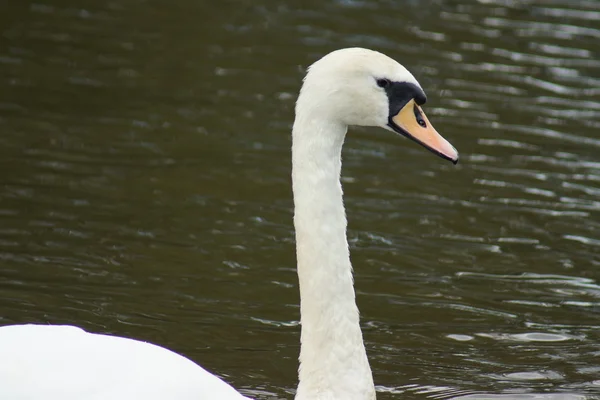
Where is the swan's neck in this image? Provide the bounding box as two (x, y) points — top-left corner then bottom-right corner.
(292, 109), (375, 400)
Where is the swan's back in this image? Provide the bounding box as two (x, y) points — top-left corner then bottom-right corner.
(0, 324), (249, 400)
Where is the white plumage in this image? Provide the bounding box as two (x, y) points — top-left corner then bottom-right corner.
(0, 324), (249, 400)
(0, 48), (457, 400)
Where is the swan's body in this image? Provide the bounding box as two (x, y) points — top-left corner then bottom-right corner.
(0, 324), (249, 400)
(0, 48), (457, 400)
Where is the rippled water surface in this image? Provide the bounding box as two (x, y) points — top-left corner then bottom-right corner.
(1, 0), (600, 399)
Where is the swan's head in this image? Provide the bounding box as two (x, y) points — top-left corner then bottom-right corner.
(297, 48), (458, 163)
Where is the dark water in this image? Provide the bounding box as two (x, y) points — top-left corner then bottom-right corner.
(1, 0), (600, 398)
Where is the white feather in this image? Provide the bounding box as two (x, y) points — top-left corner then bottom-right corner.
(0, 48), (449, 400)
(0, 324), (249, 400)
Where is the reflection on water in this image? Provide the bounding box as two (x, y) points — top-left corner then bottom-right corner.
(1, 0), (600, 399)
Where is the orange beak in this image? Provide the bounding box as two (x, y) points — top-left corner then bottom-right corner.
(390, 99), (459, 164)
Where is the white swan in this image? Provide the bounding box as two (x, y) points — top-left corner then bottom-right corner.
(0, 48), (458, 400)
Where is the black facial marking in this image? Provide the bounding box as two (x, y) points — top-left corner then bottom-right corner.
(378, 80), (427, 117)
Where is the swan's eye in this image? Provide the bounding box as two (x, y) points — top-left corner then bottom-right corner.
(376, 78), (390, 88)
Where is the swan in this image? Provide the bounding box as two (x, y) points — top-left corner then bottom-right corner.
(0, 48), (458, 400)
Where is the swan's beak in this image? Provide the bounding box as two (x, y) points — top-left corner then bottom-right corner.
(389, 99), (459, 164)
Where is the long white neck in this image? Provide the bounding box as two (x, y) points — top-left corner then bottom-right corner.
(291, 99), (375, 400)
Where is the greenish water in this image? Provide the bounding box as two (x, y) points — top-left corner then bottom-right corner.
(1, 0), (600, 398)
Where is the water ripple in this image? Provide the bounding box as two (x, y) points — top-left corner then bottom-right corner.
(1, 0), (600, 399)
